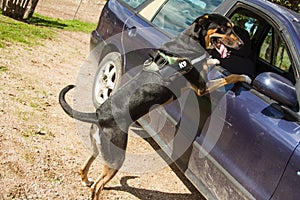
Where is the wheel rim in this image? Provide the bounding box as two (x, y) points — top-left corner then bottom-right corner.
(94, 61), (117, 105)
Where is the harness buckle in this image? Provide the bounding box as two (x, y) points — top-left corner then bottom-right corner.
(144, 50), (197, 80)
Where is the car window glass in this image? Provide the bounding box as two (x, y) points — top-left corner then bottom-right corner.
(152, 0), (225, 36)
(121, 0), (147, 9)
(260, 28), (291, 72)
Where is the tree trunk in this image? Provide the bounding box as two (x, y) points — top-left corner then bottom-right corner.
(1, 0), (39, 19)
(23, 0), (39, 19)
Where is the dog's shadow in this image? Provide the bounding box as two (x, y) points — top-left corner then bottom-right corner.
(105, 176), (202, 200)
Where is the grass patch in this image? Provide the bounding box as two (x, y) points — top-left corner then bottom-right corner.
(18, 110), (31, 122)
(23, 153), (35, 164)
(0, 14), (54, 47)
(28, 13), (96, 33)
(0, 13), (96, 47)
(0, 66), (9, 72)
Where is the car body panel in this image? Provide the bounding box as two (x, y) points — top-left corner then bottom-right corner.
(194, 83), (300, 199)
(90, 0), (300, 199)
(272, 144), (300, 200)
(122, 9), (169, 74)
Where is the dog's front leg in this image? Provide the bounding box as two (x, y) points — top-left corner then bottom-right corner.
(198, 74), (252, 96)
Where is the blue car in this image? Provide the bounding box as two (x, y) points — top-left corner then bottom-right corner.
(89, 0), (300, 199)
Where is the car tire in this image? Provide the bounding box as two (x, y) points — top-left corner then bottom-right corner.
(92, 52), (123, 107)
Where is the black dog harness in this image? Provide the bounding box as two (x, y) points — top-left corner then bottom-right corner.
(143, 49), (208, 81)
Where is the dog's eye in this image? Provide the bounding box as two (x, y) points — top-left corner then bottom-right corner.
(220, 27), (228, 33)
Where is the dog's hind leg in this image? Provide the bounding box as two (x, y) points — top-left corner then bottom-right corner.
(80, 124), (99, 187)
(80, 154), (96, 187)
(90, 164), (118, 200)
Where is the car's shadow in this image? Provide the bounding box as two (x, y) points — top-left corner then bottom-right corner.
(105, 176), (203, 200)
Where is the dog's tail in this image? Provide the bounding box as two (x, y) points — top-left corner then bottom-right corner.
(59, 85), (98, 125)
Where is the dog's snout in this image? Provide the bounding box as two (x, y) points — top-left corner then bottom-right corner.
(237, 40), (244, 48)
(239, 41), (244, 47)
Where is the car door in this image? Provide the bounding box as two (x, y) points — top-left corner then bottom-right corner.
(187, 7), (300, 199)
(136, 0), (227, 128)
(272, 143), (300, 200)
(124, 0), (221, 139)
(121, 0), (170, 76)
(136, 0), (239, 166)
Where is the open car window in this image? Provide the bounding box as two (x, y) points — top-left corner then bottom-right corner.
(259, 28), (292, 73)
(229, 8), (295, 84)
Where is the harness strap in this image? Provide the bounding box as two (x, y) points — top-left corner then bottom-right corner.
(191, 54), (207, 65)
(144, 50), (206, 81)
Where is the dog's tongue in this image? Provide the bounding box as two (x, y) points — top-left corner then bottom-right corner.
(219, 43), (228, 58)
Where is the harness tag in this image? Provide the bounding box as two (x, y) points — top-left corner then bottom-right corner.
(158, 58), (193, 81)
(171, 59), (193, 74)
(179, 60), (187, 69)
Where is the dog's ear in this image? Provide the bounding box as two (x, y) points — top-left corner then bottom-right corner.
(191, 14), (211, 38)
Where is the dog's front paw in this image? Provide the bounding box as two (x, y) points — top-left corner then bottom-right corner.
(241, 75), (252, 84)
(207, 58), (220, 65)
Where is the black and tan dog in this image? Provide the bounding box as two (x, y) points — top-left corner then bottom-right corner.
(59, 14), (251, 199)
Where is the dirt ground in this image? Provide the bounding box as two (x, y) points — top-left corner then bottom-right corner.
(0, 0), (203, 199)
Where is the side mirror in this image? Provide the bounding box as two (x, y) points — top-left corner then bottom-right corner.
(253, 72), (298, 109)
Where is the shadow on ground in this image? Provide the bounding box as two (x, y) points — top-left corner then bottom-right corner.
(106, 176), (202, 200)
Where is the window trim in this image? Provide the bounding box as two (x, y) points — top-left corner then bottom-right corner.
(227, 4), (297, 81)
(139, 0), (166, 21)
(227, 2), (299, 80)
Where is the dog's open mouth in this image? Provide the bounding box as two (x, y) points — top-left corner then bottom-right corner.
(210, 36), (230, 58)
(215, 40), (229, 59)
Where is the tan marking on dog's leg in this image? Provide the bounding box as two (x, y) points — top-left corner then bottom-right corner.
(90, 165), (118, 199)
(80, 155), (96, 187)
(197, 74), (251, 96)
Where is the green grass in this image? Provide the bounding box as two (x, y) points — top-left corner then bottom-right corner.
(0, 13), (96, 48)
(27, 13), (96, 33)
(0, 66), (9, 72)
(0, 14), (53, 47)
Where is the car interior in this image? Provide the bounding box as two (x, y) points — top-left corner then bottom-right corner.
(228, 8), (295, 84)
(221, 8), (298, 112)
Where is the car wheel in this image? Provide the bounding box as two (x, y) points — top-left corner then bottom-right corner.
(93, 52), (123, 107)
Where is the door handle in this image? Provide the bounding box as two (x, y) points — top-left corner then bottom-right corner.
(127, 26), (137, 37)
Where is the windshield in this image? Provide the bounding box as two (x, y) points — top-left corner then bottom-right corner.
(152, 0), (225, 36)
